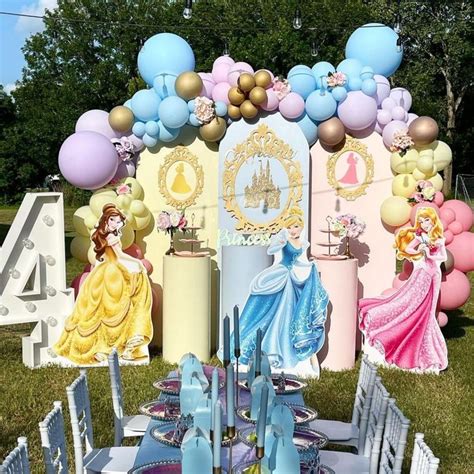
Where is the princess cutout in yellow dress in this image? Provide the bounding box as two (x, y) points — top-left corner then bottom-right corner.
(171, 162), (191, 194)
(54, 233), (153, 365)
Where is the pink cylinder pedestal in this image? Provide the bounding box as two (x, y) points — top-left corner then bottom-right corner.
(315, 256), (358, 371)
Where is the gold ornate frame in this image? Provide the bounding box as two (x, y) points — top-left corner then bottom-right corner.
(326, 135), (374, 201)
(223, 123), (303, 233)
(158, 146), (204, 209)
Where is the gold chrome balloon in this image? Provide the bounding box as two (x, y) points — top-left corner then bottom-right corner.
(228, 86), (246, 106)
(249, 86), (267, 105)
(237, 73), (256, 92)
(108, 106), (134, 132)
(199, 117), (227, 142)
(175, 71), (203, 100)
(240, 100), (258, 119)
(409, 116), (439, 146)
(254, 70), (272, 88)
(227, 104), (242, 120)
(318, 117), (346, 146)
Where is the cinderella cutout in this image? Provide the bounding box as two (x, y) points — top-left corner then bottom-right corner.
(359, 207), (448, 373)
(231, 207), (329, 377)
(54, 204), (153, 365)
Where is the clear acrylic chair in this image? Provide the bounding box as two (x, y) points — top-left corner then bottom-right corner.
(311, 355), (378, 452)
(66, 369), (139, 474)
(379, 399), (411, 474)
(319, 376), (390, 474)
(39, 401), (68, 473)
(409, 433), (439, 474)
(108, 348), (149, 446)
(0, 436), (30, 473)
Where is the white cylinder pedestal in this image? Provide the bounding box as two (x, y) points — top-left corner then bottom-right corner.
(316, 257), (358, 371)
(163, 255), (211, 363)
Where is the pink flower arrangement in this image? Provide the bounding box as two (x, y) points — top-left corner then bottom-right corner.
(157, 210), (187, 234)
(194, 96), (216, 124)
(390, 130), (414, 156)
(408, 181), (435, 205)
(326, 71), (346, 88)
(116, 183), (131, 195)
(332, 214), (366, 239)
(272, 77), (291, 100)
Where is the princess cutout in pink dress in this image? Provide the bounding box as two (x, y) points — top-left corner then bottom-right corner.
(338, 153), (358, 185)
(359, 233), (448, 372)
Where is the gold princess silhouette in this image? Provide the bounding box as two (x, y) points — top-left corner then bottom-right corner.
(171, 163), (191, 194)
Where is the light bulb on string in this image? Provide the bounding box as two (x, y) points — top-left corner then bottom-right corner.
(394, 13), (401, 34)
(183, 0), (192, 20)
(396, 36), (403, 53)
(311, 40), (318, 57)
(223, 40), (229, 56)
(293, 6), (302, 30)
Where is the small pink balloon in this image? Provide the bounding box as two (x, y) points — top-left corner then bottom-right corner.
(227, 62), (254, 86)
(213, 55), (235, 69)
(198, 72), (215, 98)
(141, 258), (153, 274)
(381, 97), (397, 111)
(447, 231), (474, 272)
(278, 92), (305, 119)
(261, 88), (279, 111)
(444, 229), (454, 245)
(442, 199), (474, 231)
(377, 109), (392, 125)
(124, 243), (144, 259)
(211, 82), (231, 104)
(382, 288), (398, 297)
(437, 311), (448, 328)
(440, 207), (456, 225)
(433, 191), (444, 207)
(440, 268), (471, 310)
(382, 120), (408, 148)
(409, 202), (440, 225)
(391, 105), (406, 121)
(448, 221), (463, 235)
(406, 113), (418, 126)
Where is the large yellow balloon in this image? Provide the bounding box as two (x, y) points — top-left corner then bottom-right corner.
(380, 196), (412, 227)
(122, 209), (136, 229)
(89, 189), (117, 217)
(428, 140), (452, 171)
(199, 117), (227, 142)
(70, 235), (91, 263)
(412, 166), (438, 181)
(120, 224), (135, 249)
(130, 199), (147, 217)
(390, 149), (418, 175)
(417, 149), (435, 174)
(175, 72), (203, 100)
(392, 174), (418, 198)
(429, 173), (444, 192)
(116, 193), (133, 210)
(132, 212), (152, 231)
(108, 106), (134, 133)
(84, 213), (98, 231)
(73, 206), (93, 237)
(123, 177), (144, 200)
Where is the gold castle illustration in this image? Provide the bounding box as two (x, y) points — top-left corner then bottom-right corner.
(244, 159), (281, 209)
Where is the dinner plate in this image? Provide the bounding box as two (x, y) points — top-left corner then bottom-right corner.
(237, 374), (307, 395)
(139, 400), (181, 421)
(236, 403), (318, 425)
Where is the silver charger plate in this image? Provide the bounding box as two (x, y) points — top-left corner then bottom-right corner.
(236, 404), (318, 425)
(139, 400), (181, 421)
(238, 374), (307, 394)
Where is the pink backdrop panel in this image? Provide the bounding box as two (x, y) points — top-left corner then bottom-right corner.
(310, 132), (395, 298)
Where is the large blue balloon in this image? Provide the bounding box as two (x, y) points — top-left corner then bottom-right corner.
(311, 62), (335, 88)
(138, 33), (195, 86)
(159, 96), (189, 129)
(288, 67), (316, 100)
(288, 64), (312, 76)
(305, 90), (337, 122)
(295, 113), (318, 145)
(158, 121), (180, 142)
(345, 23), (403, 77)
(131, 89), (161, 122)
(153, 74), (177, 99)
(337, 58), (363, 79)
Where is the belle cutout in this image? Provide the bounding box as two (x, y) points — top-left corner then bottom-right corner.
(359, 207), (448, 373)
(54, 204), (153, 364)
(171, 162), (192, 194)
(230, 207), (329, 377)
(338, 152), (358, 185)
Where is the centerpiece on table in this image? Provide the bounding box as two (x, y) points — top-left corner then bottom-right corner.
(157, 209), (187, 255)
(330, 214), (366, 258)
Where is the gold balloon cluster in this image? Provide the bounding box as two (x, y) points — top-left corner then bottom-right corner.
(70, 178), (152, 264)
(380, 116), (452, 228)
(199, 117), (227, 142)
(227, 70), (271, 120)
(109, 106), (134, 133)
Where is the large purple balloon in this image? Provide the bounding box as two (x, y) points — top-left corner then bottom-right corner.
(390, 87), (412, 111)
(59, 131), (119, 190)
(382, 120), (408, 148)
(337, 91), (377, 131)
(75, 109), (120, 139)
(374, 75), (390, 106)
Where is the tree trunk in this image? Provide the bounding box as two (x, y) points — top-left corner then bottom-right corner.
(442, 77), (456, 196)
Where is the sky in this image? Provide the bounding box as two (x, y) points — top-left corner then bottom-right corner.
(0, 0), (57, 94)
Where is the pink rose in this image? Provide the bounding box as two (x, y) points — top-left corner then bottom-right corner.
(178, 215), (187, 230)
(272, 77), (291, 100)
(116, 184), (131, 195)
(157, 212), (171, 231)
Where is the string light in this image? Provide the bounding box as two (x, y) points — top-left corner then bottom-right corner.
(311, 40), (318, 57)
(183, 0), (193, 20)
(293, 5), (302, 30)
(223, 39), (229, 56)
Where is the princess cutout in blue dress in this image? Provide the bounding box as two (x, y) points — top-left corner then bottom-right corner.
(231, 223), (329, 376)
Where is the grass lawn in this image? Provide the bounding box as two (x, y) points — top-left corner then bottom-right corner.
(0, 207), (473, 473)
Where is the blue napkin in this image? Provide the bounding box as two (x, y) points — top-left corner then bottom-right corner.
(193, 394), (212, 433)
(181, 427), (212, 474)
(250, 375), (275, 421)
(180, 371), (205, 416)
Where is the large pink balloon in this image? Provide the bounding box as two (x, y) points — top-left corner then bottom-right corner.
(447, 232), (474, 272)
(278, 92), (305, 119)
(337, 91), (377, 131)
(213, 55), (235, 68)
(59, 131), (119, 190)
(198, 72), (215, 98)
(374, 74), (390, 106)
(261, 88), (279, 111)
(440, 207), (456, 225)
(212, 62), (232, 84)
(409, 202), (440, 225)
(382, 120), (408, 148)
(444, 229), (454, 245)
(75, 109), (120, 139)
(227, 62), (254, 86)
(433, 191), (444, 207)
(442, 200), (474, 231)
(439, 269), (471, 310)
(211, 82), (231, 104)
(448, 221), (463, 235)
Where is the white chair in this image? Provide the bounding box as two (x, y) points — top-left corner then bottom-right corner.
(108, 348), (149, 446)
(410, 433), (440, 474)
(39, 401), (69, 473)
(319, 377), (390, 474)
(311, 355), (378, 452)
(0, 436), (30, 473)
(379, 399), (411, 474)
(66, 370), (139, 474)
